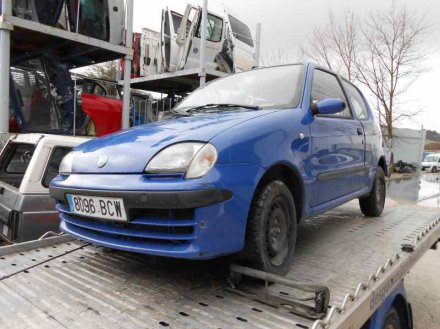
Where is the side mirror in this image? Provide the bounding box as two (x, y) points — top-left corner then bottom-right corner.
(311, 98), (346, 115)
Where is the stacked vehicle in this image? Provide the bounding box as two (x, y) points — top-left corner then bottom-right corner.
(8, 0), (126, 44)
(0, 134), (88, 243)
(138, 4), (256, 76)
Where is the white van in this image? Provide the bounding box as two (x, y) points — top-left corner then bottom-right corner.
(421, 153), (440, 173)
(141, 4), (256, 76)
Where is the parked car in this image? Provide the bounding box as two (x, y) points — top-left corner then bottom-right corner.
(9, 54), (122, 137)
(0, 134), (89, 243)
(422, 153), (440, 173)
(49, 63), (387, 275)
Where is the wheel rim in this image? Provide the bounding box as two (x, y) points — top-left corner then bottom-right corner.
(266, 197), (290, 267)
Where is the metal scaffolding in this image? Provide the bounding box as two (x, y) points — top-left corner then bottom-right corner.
(0, 0), (134, 134)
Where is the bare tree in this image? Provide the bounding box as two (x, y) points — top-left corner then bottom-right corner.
(303, 4), (429, 168)
(302, 9), (359, 81)
(355, 5), (428, 142)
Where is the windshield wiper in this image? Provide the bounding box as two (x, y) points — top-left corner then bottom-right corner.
(168, 109), (192, 117)
(185, 103), (261, 113)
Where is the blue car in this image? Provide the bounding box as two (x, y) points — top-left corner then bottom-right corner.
(50, 63), (387, 275)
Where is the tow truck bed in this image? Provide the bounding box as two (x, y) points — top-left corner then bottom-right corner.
(0, 202), (439, 329)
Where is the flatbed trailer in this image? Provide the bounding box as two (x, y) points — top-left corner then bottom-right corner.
(0, 201), (438, 329)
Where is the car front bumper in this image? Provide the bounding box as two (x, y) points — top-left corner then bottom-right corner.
(49, 163), (264, 259)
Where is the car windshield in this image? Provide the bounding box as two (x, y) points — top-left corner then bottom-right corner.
(424, 155), (439, 162)
(174, 65), (304, 113)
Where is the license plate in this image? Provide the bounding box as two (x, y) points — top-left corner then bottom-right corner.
(66, 194), (127, 221)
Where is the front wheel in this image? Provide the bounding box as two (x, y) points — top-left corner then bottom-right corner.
(238, 180), (297, 276)
(359, 167), (386, 217)
(432, 166), (438, 173)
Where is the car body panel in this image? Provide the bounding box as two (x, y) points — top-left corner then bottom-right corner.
(69, 109), (279, 174)
(0, 134), (89, 243)
(80, 93), (122, 137)
(51, 63), (386, 259)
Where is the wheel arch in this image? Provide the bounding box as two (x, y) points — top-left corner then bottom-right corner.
(254, 162), (304, 221)
(391, 293), (412, 329)
(378, 156), (388, 176)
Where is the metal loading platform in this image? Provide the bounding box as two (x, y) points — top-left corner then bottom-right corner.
(0, 201), (439, 329)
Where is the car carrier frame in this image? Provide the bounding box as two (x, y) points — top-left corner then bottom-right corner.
(0, 201), (438, 329)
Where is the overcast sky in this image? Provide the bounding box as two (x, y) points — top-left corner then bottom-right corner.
(132, 0), (440, 132)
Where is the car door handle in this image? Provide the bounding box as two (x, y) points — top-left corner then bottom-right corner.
(357, 127), (363, 135)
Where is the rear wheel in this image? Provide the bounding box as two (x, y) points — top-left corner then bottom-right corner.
(239, 180), (297, 275)
(359, 167), (386, 217)
(432, 166), (438, 173)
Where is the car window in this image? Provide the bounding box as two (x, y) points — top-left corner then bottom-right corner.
(171, 11), (183, 34)
(5, 143), (35, 174)
(228, 14), (253, 47)
(176, 65), (305, 110)
(342, 81), (369, 120)
(311, 69), (351, 118)
(196, 14), (223, 42)
(42, 147), (72, 188)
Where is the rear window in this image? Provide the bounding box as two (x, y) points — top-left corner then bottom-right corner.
(228, 14), (253, 47)
(5, 143), (35, 174)
(42, 147), (72, 188)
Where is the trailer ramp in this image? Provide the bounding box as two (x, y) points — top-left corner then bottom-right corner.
(0, 202), (438, 329)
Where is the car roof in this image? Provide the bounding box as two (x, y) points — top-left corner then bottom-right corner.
(11, 133), (90, 146)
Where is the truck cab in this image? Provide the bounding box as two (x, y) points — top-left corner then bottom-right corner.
(0, 134), (89, 243)
(160, 4), (255, 73)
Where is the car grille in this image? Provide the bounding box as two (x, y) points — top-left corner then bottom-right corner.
(56, 203), (197, 246)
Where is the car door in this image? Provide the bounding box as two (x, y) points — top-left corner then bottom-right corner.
(223, 10), (256, 72)
(308, 69), (366, 206)
(341, 79), (378, 180)
(161, 8), (185, 72)
(184, 11), (224, 71)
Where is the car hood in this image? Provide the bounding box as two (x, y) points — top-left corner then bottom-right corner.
(70, 110), (278, 173)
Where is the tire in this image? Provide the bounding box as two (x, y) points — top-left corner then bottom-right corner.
(239, 180), (297, 276)
(359, 167), (386, 217)
(432, 166), (438, 173)
(382, 307), (401, 329)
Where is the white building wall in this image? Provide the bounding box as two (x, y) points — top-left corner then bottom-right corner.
(384, 127), (426, 166)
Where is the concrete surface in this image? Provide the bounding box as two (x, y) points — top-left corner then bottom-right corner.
(387, 172), (440, 329)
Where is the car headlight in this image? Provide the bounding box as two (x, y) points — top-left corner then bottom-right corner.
(59, 151), (75, 174)
(145, 142), (217, 179)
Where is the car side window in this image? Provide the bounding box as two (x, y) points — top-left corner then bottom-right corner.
(342, 81), (369, 120)
(311, 69), (351, 118)
(42, 147), (72, 188)
(5, 143), (35, 174)
(196, 14), (223, 42)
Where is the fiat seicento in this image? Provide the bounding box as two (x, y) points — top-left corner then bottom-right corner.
(50, 63), (387, 275)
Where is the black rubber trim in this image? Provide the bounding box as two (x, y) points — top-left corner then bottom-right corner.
(49, 187), (233, 209)
(317, 164), (370, 182)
